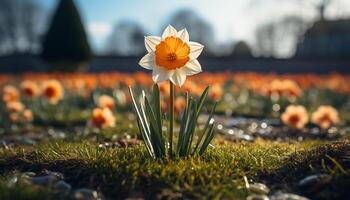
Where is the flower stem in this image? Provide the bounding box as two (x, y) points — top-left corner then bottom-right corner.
(169, 81), (174, 157)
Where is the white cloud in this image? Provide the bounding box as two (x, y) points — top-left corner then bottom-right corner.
(87, 22), (113, 52)
(88, 22), (112, 38)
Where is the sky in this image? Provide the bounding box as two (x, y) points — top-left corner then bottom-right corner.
(38, 0), (350, 54)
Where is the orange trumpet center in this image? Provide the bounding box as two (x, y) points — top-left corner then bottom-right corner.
(155, 36), (190, 70)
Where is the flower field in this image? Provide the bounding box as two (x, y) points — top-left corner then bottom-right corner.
(0, 71), (349, 199)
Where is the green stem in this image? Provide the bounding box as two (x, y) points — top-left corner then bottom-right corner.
(169, 81), (174, 157)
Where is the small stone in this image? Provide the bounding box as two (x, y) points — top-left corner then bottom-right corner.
(310, 128), (320, 135)
(48, 129), (66, 139)
(21, 172), (36, 178)
(0, 140), (9, 150)
(247, 194), (270, 200)
(249, 183), (270, 194)
(235, 132), (255, 142)
(298, 174), (332, 188)
(27, 175), (60, 185)
(19, 136), (36, 145)
(55, 180), (72, 191)
(270, 192), (309, 200)
(44, 171), (64, 180)
(7, 176), (18, 187)
(118, 138), (141, 147)
(124, 198), (144, 200)
(73, 188), (99, 200)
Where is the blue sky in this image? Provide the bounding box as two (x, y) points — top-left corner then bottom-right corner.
(38, 0), (350, 53)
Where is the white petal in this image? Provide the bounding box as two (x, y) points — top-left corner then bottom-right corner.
(170, 69), (187, 86)
(145, 36), (160, 52)
(139, 52), (155, 70)
(181, 59), (202, 75)
(176, 28), (189, 43)
(152, 66), (173, 83)
(189, 41), (204, 59)
(162, 25), (177, 39)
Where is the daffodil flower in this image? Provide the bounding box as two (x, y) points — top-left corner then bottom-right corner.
(139, 25), (204, 86)
(131, 25), (216, 159)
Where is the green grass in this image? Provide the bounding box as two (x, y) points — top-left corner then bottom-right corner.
(1, 139), (347, 200)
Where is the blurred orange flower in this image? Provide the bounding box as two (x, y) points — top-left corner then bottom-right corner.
(6, 101), (25, 113)
(9, 113), (19, 123)
(97, 95), (115, 110)
(265, 79), (302, 100)
(20, 80), (40, 98)
(42, 79), (64, 104)
(23, 109), (34, 122)
(174, 97), (186, 113)
(2, 85), (20, 103)
(209, 84), (223, 101)
(281, 105), (309, 129)
(159, 82), (170, 96)
(311, 106), (339, 129)
(89, 107), (116, 129)
(160, 99), (167, 113)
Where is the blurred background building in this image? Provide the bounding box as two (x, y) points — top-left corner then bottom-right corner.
(0, 0), (349, 72)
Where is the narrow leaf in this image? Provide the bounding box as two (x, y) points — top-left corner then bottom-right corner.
(196, 86), (210, 118)
(144, 96), (165, 156)
(199, 123), (215, 155)
(177, 92), (189, 154)
(192, 102), (217, 155)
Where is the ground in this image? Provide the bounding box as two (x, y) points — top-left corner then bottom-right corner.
(0, 132), (349, 199)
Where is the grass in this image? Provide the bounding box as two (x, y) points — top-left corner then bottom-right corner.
(1, 138), (348, 199)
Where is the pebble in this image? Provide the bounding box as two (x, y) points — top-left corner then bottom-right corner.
(7, 176), (19, 187)
(48, 129), (66, 139)
(236, 132), (255, 142)
(54, 180), (72, 191)
(24, 171), (63, 185)
(18, 136), (36, 145)
(0, 140), (9, 149)
(98, 138), (141, 148)
(7, 172), (36, 186)
(21, 172), (36, 178)
(73, 188), (100, 200)
(270, 192), (309, 200)
(298, 174), (332, 188)
(27, 175), (60, 185)
(247, 194), (270, 200)
(44, 171), (65, 180)
(249, 183), (270, 194)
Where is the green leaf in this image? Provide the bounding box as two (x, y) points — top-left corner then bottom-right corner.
(179, 98), (194, 156)
(196, 86), (210, 118)
(144, 96), (165, 156)
(199, 123), (215, 155)
(176, 92), (189, 154)
(192, 102), (217, 155)
(152, 84), (162, 134)
(129, 88), (155, 158)
(185, 100), (198, 155)
(136, 118), (154, 158)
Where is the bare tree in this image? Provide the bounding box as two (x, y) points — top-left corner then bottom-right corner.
(0, 0), (44, 54)
(231, 41), (253, 58)
(315, 0), (331, 20)
(105, 21), (146, 56)
(255, 22), (277, 57)
(255, 15), (309, 58)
